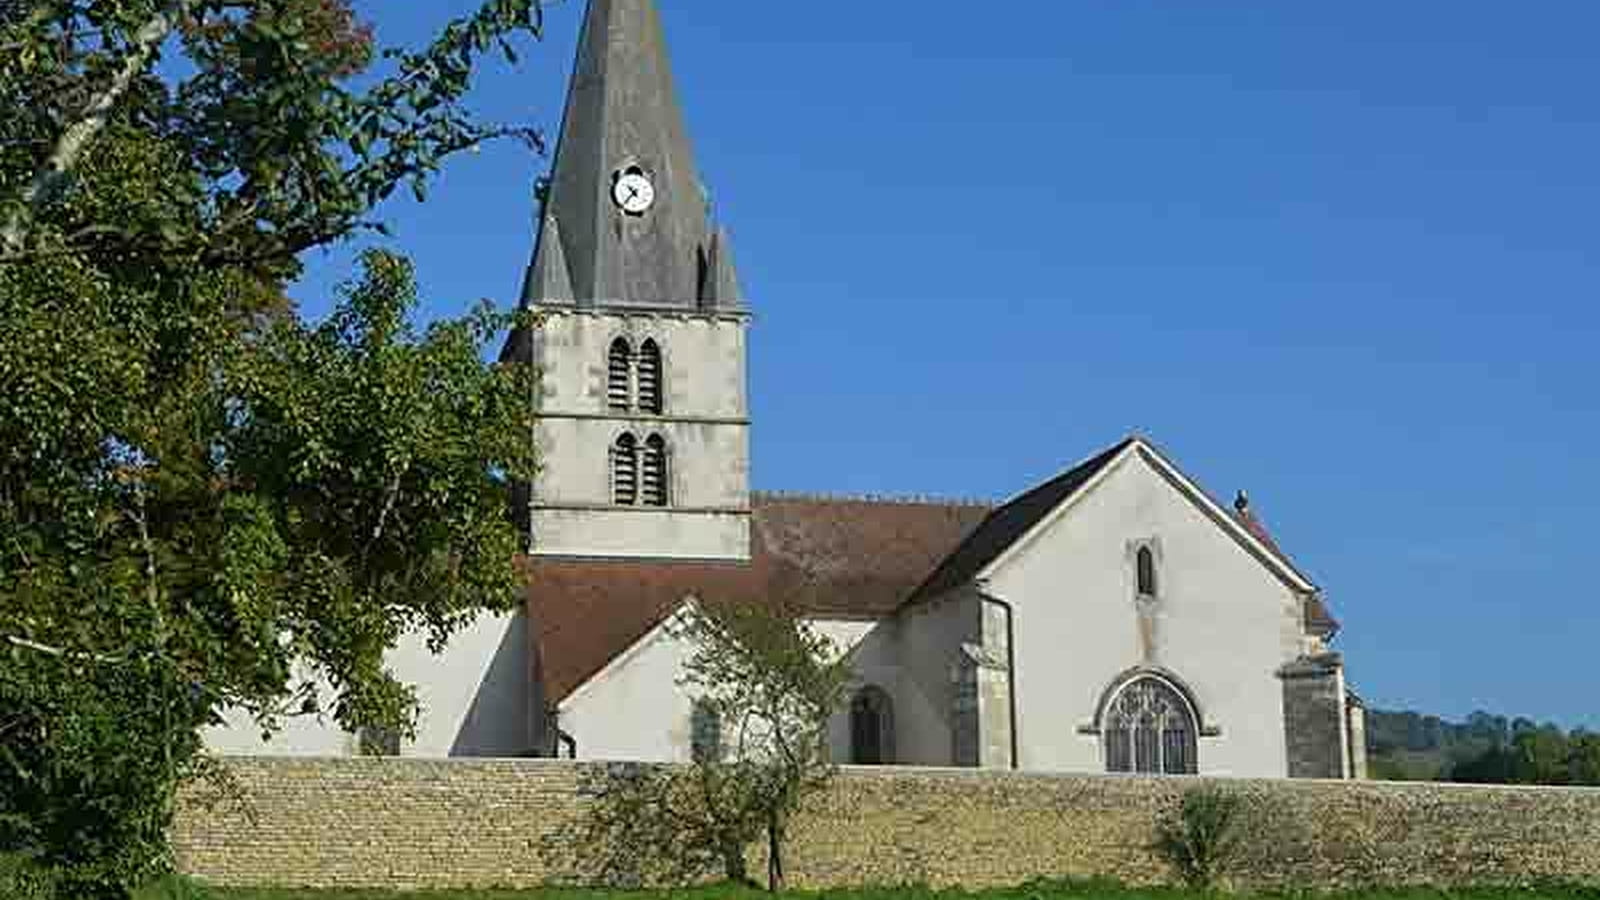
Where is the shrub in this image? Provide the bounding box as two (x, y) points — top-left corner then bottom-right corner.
(1153, 783), (1247, 890)
(0, 852), (53, 900)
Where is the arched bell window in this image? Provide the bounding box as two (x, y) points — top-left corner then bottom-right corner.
(638, 339), (664, 415)
(611, 433), (638, 505)
(1136, 545), (1158, 598)
(641, 434), (669, 507)
(850, 686), (895, 765)
(1103, 676), (1198, 775)
(607, 338), (633, 412)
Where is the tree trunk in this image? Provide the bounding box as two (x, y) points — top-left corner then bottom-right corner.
(766, 813), (784, 892)
(721, 836), (748, 885)
(1, 0), (204, 256)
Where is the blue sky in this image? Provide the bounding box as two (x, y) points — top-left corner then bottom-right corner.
(297, 1), (1600, 729)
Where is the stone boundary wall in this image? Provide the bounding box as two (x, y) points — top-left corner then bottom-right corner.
(173, 758), (1600, 891)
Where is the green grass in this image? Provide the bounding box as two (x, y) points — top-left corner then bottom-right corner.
(134, 878), (1600, 900)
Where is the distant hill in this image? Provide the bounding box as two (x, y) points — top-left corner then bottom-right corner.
(1364, 709), (1587, 782)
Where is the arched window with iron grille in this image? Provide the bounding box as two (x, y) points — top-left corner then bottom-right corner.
(850, 686), (895, 765)
(607, 338), (633, 412)
(1103, 676), (1198, 775)
(611, 433), (638, 505)
(641, 434), (669, 507)
(638, 339), (664, 415)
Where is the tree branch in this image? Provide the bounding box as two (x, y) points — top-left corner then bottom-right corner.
(4, 633), (125, 664)
(1, 0), (207, 256)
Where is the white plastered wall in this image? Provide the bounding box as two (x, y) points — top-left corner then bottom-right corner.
(387, 610), (531, 758)
(892, 594), (979, 767)
(202, 664), (353, 757)
(558, 611), (915, 765)
(983, 450), (1305, 778)
(555, 607), (700, 762)
(203, 612), (532, 759)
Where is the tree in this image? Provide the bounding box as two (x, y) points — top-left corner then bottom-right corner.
(2, 249), (538, 897)
(672, 600), (854, 892)
(1567, 731), (1600, 786)
(1512, 726), (1572, 786)
(1, 2), (548, 895)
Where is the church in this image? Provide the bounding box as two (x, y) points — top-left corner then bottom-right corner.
(208, 0), (1366, 780)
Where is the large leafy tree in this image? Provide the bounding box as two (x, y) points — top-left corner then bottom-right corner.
(0, 1), (546, 896)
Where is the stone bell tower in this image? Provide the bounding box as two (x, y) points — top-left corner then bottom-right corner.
(502, 0), (752, 561)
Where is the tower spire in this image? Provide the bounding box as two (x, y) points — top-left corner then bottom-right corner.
(525, 0), (741, 310)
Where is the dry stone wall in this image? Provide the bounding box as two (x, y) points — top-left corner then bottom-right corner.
(173, 757), (1600, 891)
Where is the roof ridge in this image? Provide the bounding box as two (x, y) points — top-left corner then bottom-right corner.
(753, 490), (995, 508)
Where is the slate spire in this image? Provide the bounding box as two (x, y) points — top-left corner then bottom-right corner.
(524, 0), (742, 310)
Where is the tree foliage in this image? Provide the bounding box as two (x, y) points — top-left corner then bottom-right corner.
(673, 601), (853, 892)
(571, 600), (852, 893)
(1366, 708), (1600, 786)
(0, 1), (547, 896)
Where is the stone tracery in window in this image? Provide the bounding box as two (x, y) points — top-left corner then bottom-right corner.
(1103, 676), (1197, 775)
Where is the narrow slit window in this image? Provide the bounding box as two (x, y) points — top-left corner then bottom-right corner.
(612, 433), (638, 505)
(641, 434), (669, 507)
(691, 699), (722, 763)
(638, 339), (663, 415)
(608, 338), (633, 412)
(1136, 545), (1158, 598)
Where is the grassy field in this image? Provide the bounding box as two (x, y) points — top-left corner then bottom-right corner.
(133, 878), (1600, 900)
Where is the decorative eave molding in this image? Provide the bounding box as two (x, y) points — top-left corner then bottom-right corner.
(530, 301), (753, 324)
(538, 411), (751, 427)
(532, 502), (751, 516)
(1276, 651), (1346, 680)
(755, 489), (995, 509)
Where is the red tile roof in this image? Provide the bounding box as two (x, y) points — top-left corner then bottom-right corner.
(523, 493), (991, 704)
(1232, 503), (1340, 638)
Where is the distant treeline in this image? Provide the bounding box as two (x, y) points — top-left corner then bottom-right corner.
(1365, 709), (1600, 785)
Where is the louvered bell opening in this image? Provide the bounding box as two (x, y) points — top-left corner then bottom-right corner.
(638, 339), (663, 415)
(608, 338), (633, 412)
(612, 434), (638, 505)
(641, 435), (669, 507)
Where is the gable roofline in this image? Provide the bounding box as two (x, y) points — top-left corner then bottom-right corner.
(1130, 440), (1319, 594)
(906, 435), (1319, 608)
(557, 595), (697, 711)
(905, 437), (1138, 605)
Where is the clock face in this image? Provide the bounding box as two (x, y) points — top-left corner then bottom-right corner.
(613, 170), (656, 215)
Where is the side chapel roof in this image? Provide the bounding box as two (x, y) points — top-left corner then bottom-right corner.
(523, 493), (992, 704)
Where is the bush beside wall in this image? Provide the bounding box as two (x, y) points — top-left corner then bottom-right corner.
(172, 758), (1600, 892)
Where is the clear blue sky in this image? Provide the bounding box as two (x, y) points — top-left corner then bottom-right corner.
(297, 1), (1600, 729)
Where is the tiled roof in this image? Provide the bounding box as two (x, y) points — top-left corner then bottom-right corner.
(523, 493), (991, 704)
(525, 439), (1342, 705)
(907, 438), (1136, 604)
(1234, 503), (1340, 637)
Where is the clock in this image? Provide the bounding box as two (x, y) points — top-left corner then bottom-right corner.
(612, 168), (656, 215)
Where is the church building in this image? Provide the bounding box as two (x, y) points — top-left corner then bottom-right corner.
(207, 0), (1366, 780)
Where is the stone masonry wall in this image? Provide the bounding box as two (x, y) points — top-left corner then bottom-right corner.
(174, 758), (1600, 891)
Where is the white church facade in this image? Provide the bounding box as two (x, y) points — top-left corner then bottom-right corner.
(208, 0), (1366, 780)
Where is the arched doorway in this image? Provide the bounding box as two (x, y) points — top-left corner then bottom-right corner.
(850, 686), (895, 765)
